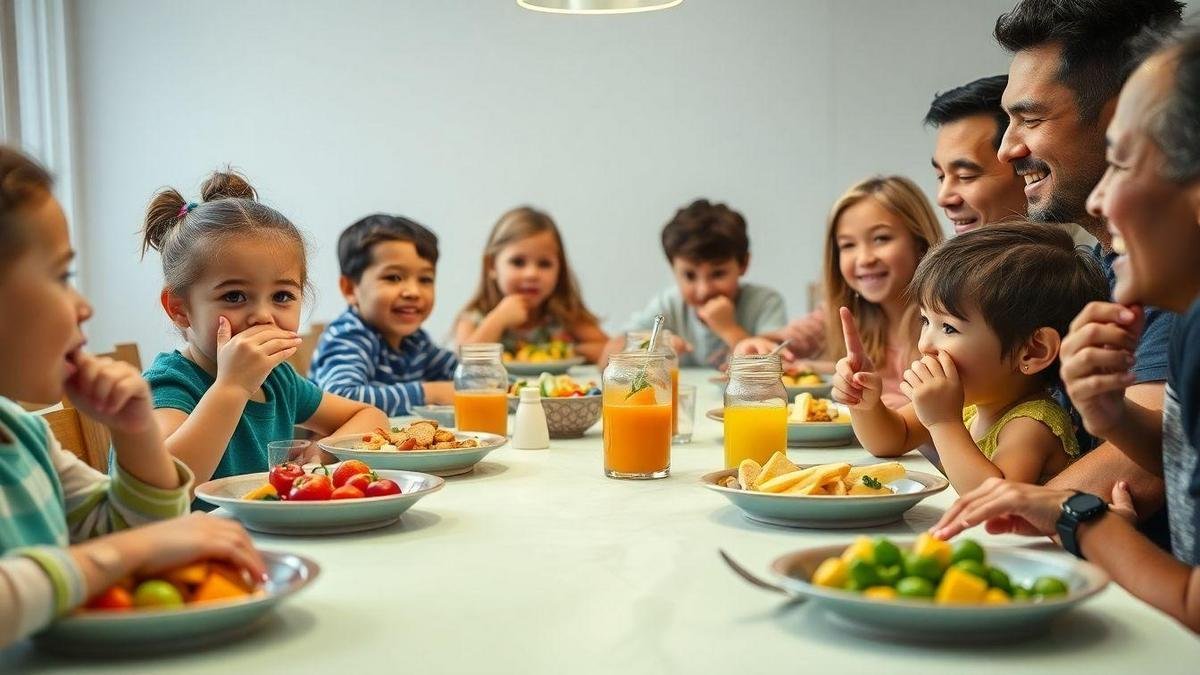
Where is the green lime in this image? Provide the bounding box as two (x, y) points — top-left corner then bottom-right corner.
(1032, 576), (1069, 597)
(848, 558), (881, 588)
(950, 539), (986, 566)
(133, 579), (184, 608)
(1012, 585), (1031, 600)
(952, 559), (989, 580)
(903, 552), (943, 582)
(877, 564), (903, 587)
(895, 576), (935, 599)
(986, 567), (1012, 594)
(873, 538), (902, 567)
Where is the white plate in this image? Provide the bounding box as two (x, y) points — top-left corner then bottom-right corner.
(319, 431), (507, 476)
(503, 357), (586, 376)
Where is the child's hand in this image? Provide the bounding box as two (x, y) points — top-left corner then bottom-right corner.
(781, 313), (825, 358)
(831, 307), (881, 409)
(697, 296), (737, 332)
(903, 352), (964, 428)
(1059, 302), (1141, 438)
(64, 352), (156, 435)
(421, 381), (455, 405)
(733, 336), (796, 362)
(490, 295), (530, 330)
(213, 317), (302, 398)
(668, 334), (693, 356)
(124, 513), (267, 581)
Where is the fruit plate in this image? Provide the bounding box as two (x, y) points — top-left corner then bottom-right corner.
(34, 551), (319, 656)
(705, 408), (856, 448)
(700, 467), (948, 528)
(768, 543), (1109, 640)
(503, 357), (586, 376)
(318, 431), (507, 476)
(194, 468), (444, 535)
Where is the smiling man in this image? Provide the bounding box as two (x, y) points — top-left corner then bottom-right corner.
(992, 0), (1184, 543)
(925, 75), (1027, 234)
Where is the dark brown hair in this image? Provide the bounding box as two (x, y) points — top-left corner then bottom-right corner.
(0, 146), (54, 269)
(911, 221), (1107, 370)
(140, 169), (308, 294)
(462, 206), (597, 326)
(660, 199), (749, 264)
(338, 213), (439, 283)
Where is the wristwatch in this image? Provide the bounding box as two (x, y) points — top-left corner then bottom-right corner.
(1057, 492), (1107, 559)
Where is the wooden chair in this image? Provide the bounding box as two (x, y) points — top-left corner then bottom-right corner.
(103, 342), (143, 370)
(287, 322), (327, 377)
(42, 406), (110, 472)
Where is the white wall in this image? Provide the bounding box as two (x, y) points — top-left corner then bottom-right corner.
(69, 0), (1016, 359)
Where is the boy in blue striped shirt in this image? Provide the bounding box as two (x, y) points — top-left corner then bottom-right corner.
(310, 214), (457, 416)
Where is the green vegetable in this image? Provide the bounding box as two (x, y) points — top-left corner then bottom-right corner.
(952, 559), (989, 580)
(950, 539), (986, 566)
(847, 559), (881, 587)
(861, 475), (883, 490)
(987, 567), (1012, 594)
(903, 553), (943, 582)
(877, 564), (903, 586)
(873, 538), (902, 567)
(1032, 576), (1069, 597)
(895, 576), (935, 598)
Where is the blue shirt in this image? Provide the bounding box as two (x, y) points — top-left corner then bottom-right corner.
(1163, 297), (1200, 564)
(309, 307), (457, 416)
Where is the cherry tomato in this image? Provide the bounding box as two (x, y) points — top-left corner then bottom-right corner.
(288, 474), (334, 501)
(331, 485), (365, 500)
(365, 478), (402, 497)
(86, 585), (134, 611)
(269, 462), (305, 497)
(332, 460), (372, 488)
(344, 472), (374, 493)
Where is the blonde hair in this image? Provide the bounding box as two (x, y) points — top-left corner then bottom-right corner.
(822, 175), (944, 366)
(462, 206), (598, 327)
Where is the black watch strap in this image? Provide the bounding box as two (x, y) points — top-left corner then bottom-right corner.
(1057, 492), (1107, 559)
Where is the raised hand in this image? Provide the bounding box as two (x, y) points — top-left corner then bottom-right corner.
(831, 307), (881, 410)
(1059, 302), (1142, 438)
(64, 352), (157, 435)
(213, 317), (301, 398)
(902, 352), (963, 428)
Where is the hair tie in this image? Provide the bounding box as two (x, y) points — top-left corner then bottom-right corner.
(177, 202), (197, 218)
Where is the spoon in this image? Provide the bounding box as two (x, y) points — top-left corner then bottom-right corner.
(717, 549), (799, 598)
(769, 339), (792, 357)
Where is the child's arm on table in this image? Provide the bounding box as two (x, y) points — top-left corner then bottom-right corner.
(300, 391), (388, 440)
(1, 513), (265, 648)
(455, 296), (528, 345)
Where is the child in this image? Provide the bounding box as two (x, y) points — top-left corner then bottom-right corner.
(140, 170), (388, 489)
(455, 206), (608, 362)
(737, 176), (943, 405)
(617, 199), (786, 368)
(0, 147), (263, 647)
(835, 222), (1108, 493)
(309, 214), (457, 416)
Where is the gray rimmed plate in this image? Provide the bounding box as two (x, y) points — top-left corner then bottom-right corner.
(318, 431), (506, 476)
(769, 543), (1109, 641)
(700, 466), (948, 528)
(784, 381), (834, 399)
(195, 467), (444, 535)
(35, 551), (319, 656)
(504, 357), (586, 376)
(706, 408), (856, 448)
(411, 404), (456, 428)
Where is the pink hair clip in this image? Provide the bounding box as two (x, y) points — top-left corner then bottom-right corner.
(177, 202), (197, 218)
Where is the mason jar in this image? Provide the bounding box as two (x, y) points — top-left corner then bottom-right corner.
(453, 343), (509, 437)
(602, 352), (671, 479)
(723, 353), (787, 468)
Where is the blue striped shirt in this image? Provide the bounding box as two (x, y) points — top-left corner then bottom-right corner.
(309, 308), (458, 416)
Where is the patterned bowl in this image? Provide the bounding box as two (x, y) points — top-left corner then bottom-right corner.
(509, 394), (602, 438)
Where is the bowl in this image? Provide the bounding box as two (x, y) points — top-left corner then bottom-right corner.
(318, 430), (507, 476)
(504, 357), (586, 376)
(195, 467), (444, 535)
(507, 394), (602, 438)
(411, 404), (455, 428)
(35, 551), (319, 656)
(700, 466), (948, 528)
(706, 408), (857, 448)
(768, 542), (1109, 640)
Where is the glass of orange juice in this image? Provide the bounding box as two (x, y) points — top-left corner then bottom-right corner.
(723, 354), (788, 468)
(625, 330), (679, 440)
(602, 352), (671, 479)
(453, 343), (509, 437)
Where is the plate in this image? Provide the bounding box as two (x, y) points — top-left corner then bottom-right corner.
(411, 404), (455, 428)
(707, 375), (833, 399)
(195, 467), (444, 535)
(700, 466), (948, 528)
(318, 431), (507, 476)
(705, 408), (856, 447)
(35, 551), (319, 656)
(504, 357), (586, 376)
(769, 543), (1109, 640)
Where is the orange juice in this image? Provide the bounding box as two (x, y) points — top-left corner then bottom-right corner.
(670, 367), (680, 437)
(723, 405), (787, 468)
(454, 390), (508, 436)
(603, 388), (671, 478)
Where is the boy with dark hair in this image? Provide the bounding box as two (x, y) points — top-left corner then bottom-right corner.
(309, 214), (456, 415)
(925, 75), (1028, 233)
(618, 199), (786, 367)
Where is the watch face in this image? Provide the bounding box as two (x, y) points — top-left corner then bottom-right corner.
(1065, 492), (1105, 516)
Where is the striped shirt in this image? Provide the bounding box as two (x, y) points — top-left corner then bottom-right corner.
(309, 308), (457, 416)
(0, 397), (193, 646)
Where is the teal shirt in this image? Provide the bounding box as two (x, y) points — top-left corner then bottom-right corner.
(0, 398), (69, 550)
(145, 352), (323, 501)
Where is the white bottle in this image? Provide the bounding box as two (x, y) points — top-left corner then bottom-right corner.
(512, 388), (550, 450)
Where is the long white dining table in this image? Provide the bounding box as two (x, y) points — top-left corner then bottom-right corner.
(3, 368), (1197, 673)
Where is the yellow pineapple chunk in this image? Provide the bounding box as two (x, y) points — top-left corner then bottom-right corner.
(913, 532), (952, 569)
(812, 557), (848, 588)
(934, 567), (989, 604)
(841, 536), (876, 564)
(864, 586), (898, 600)
(983, 588), (1011, 604)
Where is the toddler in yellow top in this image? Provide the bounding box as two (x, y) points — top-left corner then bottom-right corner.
(833, 222), (1107, 493)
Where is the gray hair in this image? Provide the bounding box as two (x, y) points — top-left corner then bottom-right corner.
(1149, 27), (1200, 183)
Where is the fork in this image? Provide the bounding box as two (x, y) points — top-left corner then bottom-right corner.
(717, 549), (801, 599)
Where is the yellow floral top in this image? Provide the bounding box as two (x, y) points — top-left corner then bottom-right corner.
(962, 397), (1080, 462)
